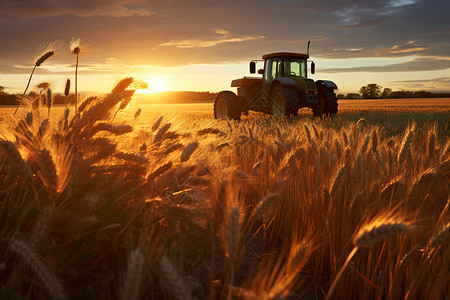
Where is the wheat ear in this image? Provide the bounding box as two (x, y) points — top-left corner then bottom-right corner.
(64, 79), (70, 106)
(180, 142), (199, 162)
(153, 123), (171, 143)
(160, 257), (192, 300)
(430, 222), (450, 248)
(121, 249), (145, 300)
(326, 214), (411, 300)
(9, 235), (67, 300)
(14, 50), (55, 115)
(329, 165), (347, 199)
(353, 217), (411, 248)
(397, 124), (415, 163)
(399, 244), (423, 269)
(254, 193), (279, 221)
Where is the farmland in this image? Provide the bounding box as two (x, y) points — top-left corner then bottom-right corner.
(0, 87), (449, 299)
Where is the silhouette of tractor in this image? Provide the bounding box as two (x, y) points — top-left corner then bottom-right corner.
(214, 42), (338, 119)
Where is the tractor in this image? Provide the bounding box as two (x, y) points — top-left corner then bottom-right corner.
(214, 42), (338, 119)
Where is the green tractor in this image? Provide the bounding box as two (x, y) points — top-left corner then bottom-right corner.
(214, 42), (338, 119)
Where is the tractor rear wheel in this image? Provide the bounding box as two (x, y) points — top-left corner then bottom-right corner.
(271, 85), (299, 116)
(314, 89), (338, 117)
(324, 90), (338, 115)
(214, 91), (243, 120)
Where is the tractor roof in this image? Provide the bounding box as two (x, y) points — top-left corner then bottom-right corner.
(262, 52), (309, 60)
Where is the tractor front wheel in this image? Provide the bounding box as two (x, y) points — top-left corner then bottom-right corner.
(214, 91), (243, 120)
(271, 85), (299, 116)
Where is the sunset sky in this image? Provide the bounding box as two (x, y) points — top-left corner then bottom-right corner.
(1, 0), (449, 95)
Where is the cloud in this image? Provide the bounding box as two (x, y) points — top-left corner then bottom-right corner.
(388, 76), (450, 91)
(331, 0), (419, 29)
(0, 0), (153, 18)
(319, 41), (434, 59)
(320, 58), (450, 73)
(0, 0), (449, 74)
(390, 41), (428, 53)
(212, 28), (230, 35)
(160, 29), (266, 48)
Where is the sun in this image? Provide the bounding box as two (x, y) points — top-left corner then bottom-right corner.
(136, 76), (169, 93)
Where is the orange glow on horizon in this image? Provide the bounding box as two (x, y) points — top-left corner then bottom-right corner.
(136, 76), (169, 94)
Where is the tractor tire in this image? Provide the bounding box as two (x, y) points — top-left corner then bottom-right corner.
(324, 90), (338, 115)
(214, 91), (243, 120)
(313, 96), (325, 117)
(314, 89), (338, 117)
(271, 85), (299, 116)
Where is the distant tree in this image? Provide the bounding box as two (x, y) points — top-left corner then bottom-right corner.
(0, 86), (4, 94)
(389, 89), (414, 98)
(336, 94), (345, 99)
(381, 88), (392, 98)
(346, 93), (361, 99)
(360, 84), (382, 99)
(413, 90), (433, 98)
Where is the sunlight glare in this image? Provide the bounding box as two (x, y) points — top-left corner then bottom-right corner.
(137, 76), (169, 93)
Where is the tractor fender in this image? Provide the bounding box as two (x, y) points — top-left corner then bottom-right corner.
(315, 80), (338, 90)
(269, 77), (297, 95)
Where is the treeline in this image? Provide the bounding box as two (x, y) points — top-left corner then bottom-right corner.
(0, 86), (217, 105)
(337, 84), (450, 99)
(0, 89), (74, 105)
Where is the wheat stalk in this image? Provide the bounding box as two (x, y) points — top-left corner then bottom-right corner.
(70, 38), (82, 111)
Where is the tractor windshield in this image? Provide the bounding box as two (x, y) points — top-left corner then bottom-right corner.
(284, 59), (307, 78)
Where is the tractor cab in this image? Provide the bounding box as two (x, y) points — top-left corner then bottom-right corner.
(251, 52), (317, 103)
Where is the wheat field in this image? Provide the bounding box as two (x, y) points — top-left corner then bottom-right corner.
(0, 78), (449, 299)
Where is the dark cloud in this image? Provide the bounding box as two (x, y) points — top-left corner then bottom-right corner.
(0, 0), (449, 75)
(0, 0), (152, 18)
(321, 58), (450, 73)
